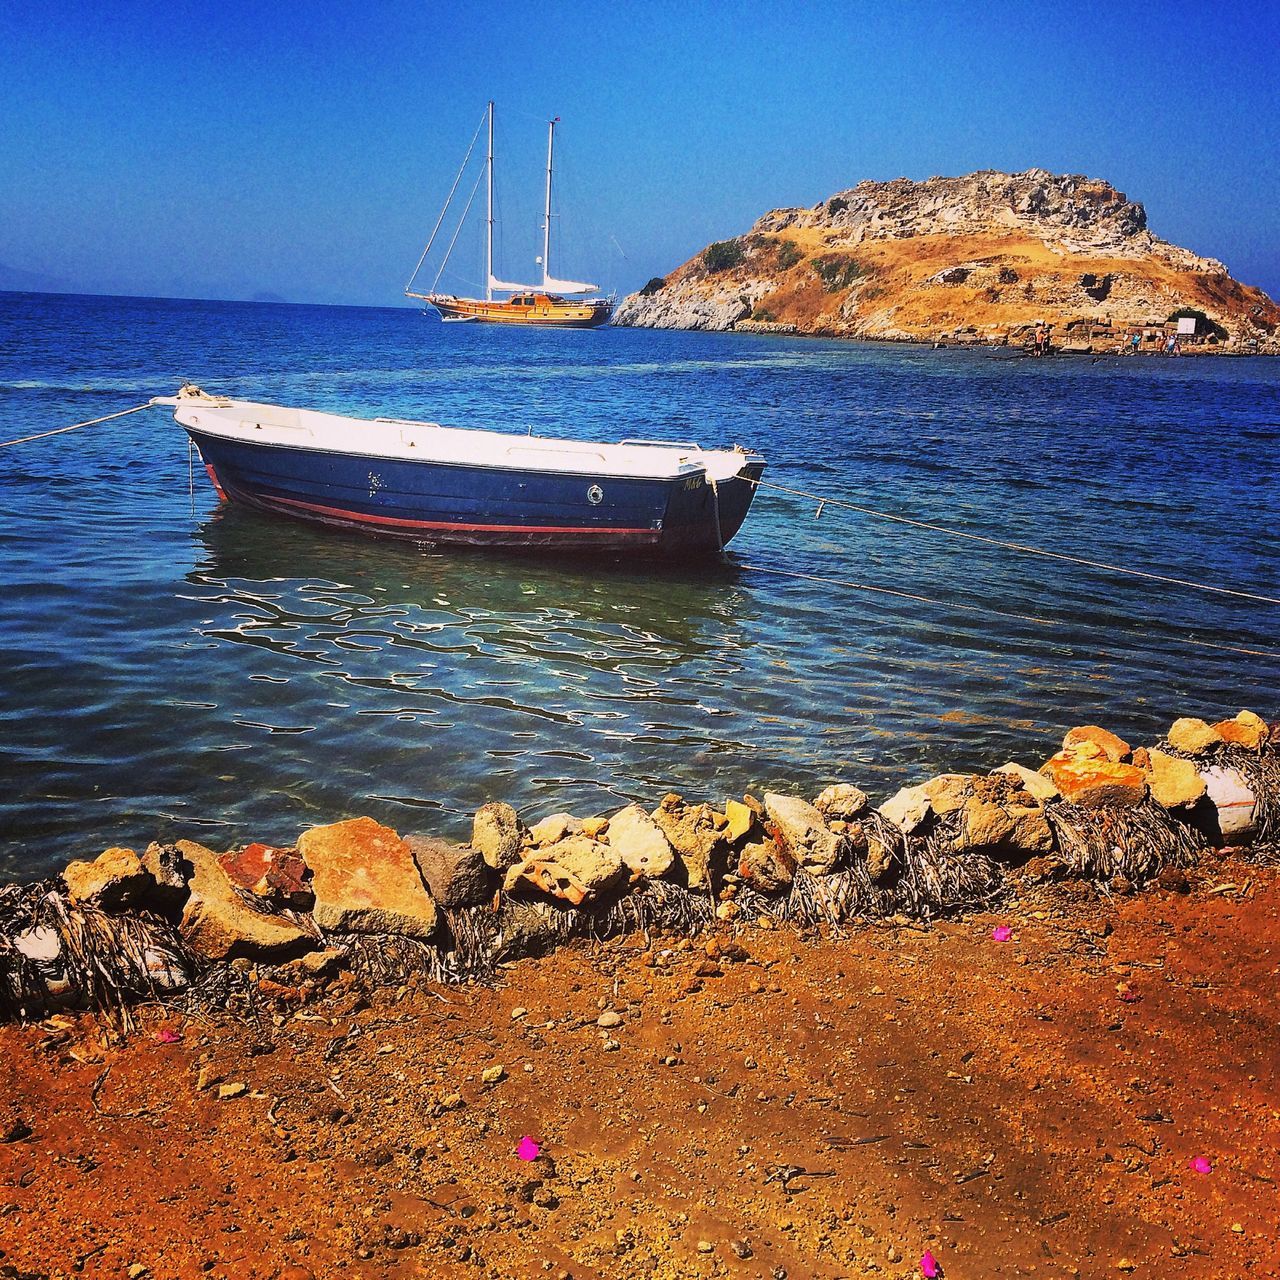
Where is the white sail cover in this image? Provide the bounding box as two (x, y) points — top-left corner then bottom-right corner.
(488, 274), (541, 293)
(542, 274), (598, 294)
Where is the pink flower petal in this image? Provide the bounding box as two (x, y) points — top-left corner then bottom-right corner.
(155, 1028), (182, 1044)
(920, 1249), (940, 1278)
(517, 1136), (540, 1161)
(991, 926), (1013, 943)
(1190, 1155), (1212, 1174)
(1117, 989), (1142, 1004)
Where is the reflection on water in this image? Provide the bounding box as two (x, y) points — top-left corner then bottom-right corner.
(1, 292), (1277, 878)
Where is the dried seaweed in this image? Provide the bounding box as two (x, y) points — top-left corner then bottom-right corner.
(591, 879), (715, 941)
(896, 810), (1005, 919)
(0, 882), (50, 1021)
(339, 933), (463, 987)
(1046, 798), (1203, 885)
(34, 894), (195, 1031)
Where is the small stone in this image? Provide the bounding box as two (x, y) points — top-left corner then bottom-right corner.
(723, 798), (758, 842)
(601, 1039), (620, 1052)
(994, 762), (1059, 802)
(606, 804), (676, 879)
(217, 1082), (247, 1100)
(481, 1064), (506, 1085)
(1143, 749), (1206, 809)
(922, 773), (973, 815)
(596, 1010), (622, 1028)
(879, 783), (932, 833)
(504, 837), (626, 904)
(511, 1007), (528, 1020)
(128, 1266), (149, 1280)
(1063, 724), (1131, 762)
(407, 835), (493, 909)
(696, 1240), (714, 1254)
(813, 782), (869, 821)
(472, 801), (526, 871)
(737, 838), (795, 894)
(529, 812), (581, 847)
(218, 843), (311, 908)
(1041, 745), (1147, 807)
(1166, 717), (1222, 755)
(764, 792), (844, 872)
(1115, 1259), (1136, 1272)
(730, 1239), (753, 1259)
(62, 847), (152, 912)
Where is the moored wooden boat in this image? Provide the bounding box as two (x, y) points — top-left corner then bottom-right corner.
(153, 387), (763, 556)
(405, 103), (615, 328)
(425, 292), (613, 328)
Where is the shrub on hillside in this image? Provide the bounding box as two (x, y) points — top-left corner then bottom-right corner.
(812, 254), (868, 292)
(639, 276), (666, 296)
(703, 240), (745, 273)
(776, 239), (802, 270)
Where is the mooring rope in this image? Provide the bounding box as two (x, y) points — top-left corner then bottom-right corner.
(0, 402), (153, 449)
(750, 477), (1280, 607)
(741, 560), (1279, 660)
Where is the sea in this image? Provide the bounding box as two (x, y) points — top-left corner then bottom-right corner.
(1, 291), (1277, 881)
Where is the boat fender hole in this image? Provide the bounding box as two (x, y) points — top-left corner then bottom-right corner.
(587, 485), (604, 505)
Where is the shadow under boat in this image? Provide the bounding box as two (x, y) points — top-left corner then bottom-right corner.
(189, 503), (758, 652)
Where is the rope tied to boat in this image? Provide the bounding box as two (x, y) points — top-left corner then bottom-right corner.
(0, 402), (154, 450)
(748, 476), (1280, 608)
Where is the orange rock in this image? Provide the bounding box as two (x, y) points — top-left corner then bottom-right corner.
(297, 817), (437, 938)
(1062, 725), (1131, 763)
(218, 843), (310, 907)
(1041, 746), (1148, 807)
(1212, 710), (1270, 750)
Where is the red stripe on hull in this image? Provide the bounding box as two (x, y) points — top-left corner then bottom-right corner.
(204, 463), (228, 501)
(273, 493), (656, 538)
(222, 488), (673, 551)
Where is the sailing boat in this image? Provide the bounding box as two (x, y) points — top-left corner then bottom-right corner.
(406, 103), (615, 328)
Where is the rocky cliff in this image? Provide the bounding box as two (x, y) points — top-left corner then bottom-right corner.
(614, 170), (1280, 350)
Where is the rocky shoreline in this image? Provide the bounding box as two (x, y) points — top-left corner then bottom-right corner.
(1, 709), (1274, 1028)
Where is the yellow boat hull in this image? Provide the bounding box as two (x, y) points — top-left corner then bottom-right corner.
(426, 293), (613, 328)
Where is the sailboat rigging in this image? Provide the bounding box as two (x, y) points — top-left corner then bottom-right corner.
(406, 102), (615, 328)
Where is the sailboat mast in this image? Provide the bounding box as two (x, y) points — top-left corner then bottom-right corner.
(485, 100), (494, 302)
(542, 117), (556, 289)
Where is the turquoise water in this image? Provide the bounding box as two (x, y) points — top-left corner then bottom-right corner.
(1, 291), (1276, 879)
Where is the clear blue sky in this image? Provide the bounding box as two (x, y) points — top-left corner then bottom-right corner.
(3, 0), (1278, 305)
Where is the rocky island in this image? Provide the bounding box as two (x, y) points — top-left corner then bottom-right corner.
(614, 169), (1280, 351)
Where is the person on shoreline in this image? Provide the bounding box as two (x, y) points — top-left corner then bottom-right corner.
(1129, 330), (1142, 355)
(1033, 322), (1047, 356)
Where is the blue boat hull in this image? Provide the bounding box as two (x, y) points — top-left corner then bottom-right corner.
(187, 430), (762, 556)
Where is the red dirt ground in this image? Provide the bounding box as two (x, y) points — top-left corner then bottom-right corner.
(2, 862), (1277, 1280)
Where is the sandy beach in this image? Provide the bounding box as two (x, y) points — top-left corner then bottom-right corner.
(2, 855), (1276, 1280)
